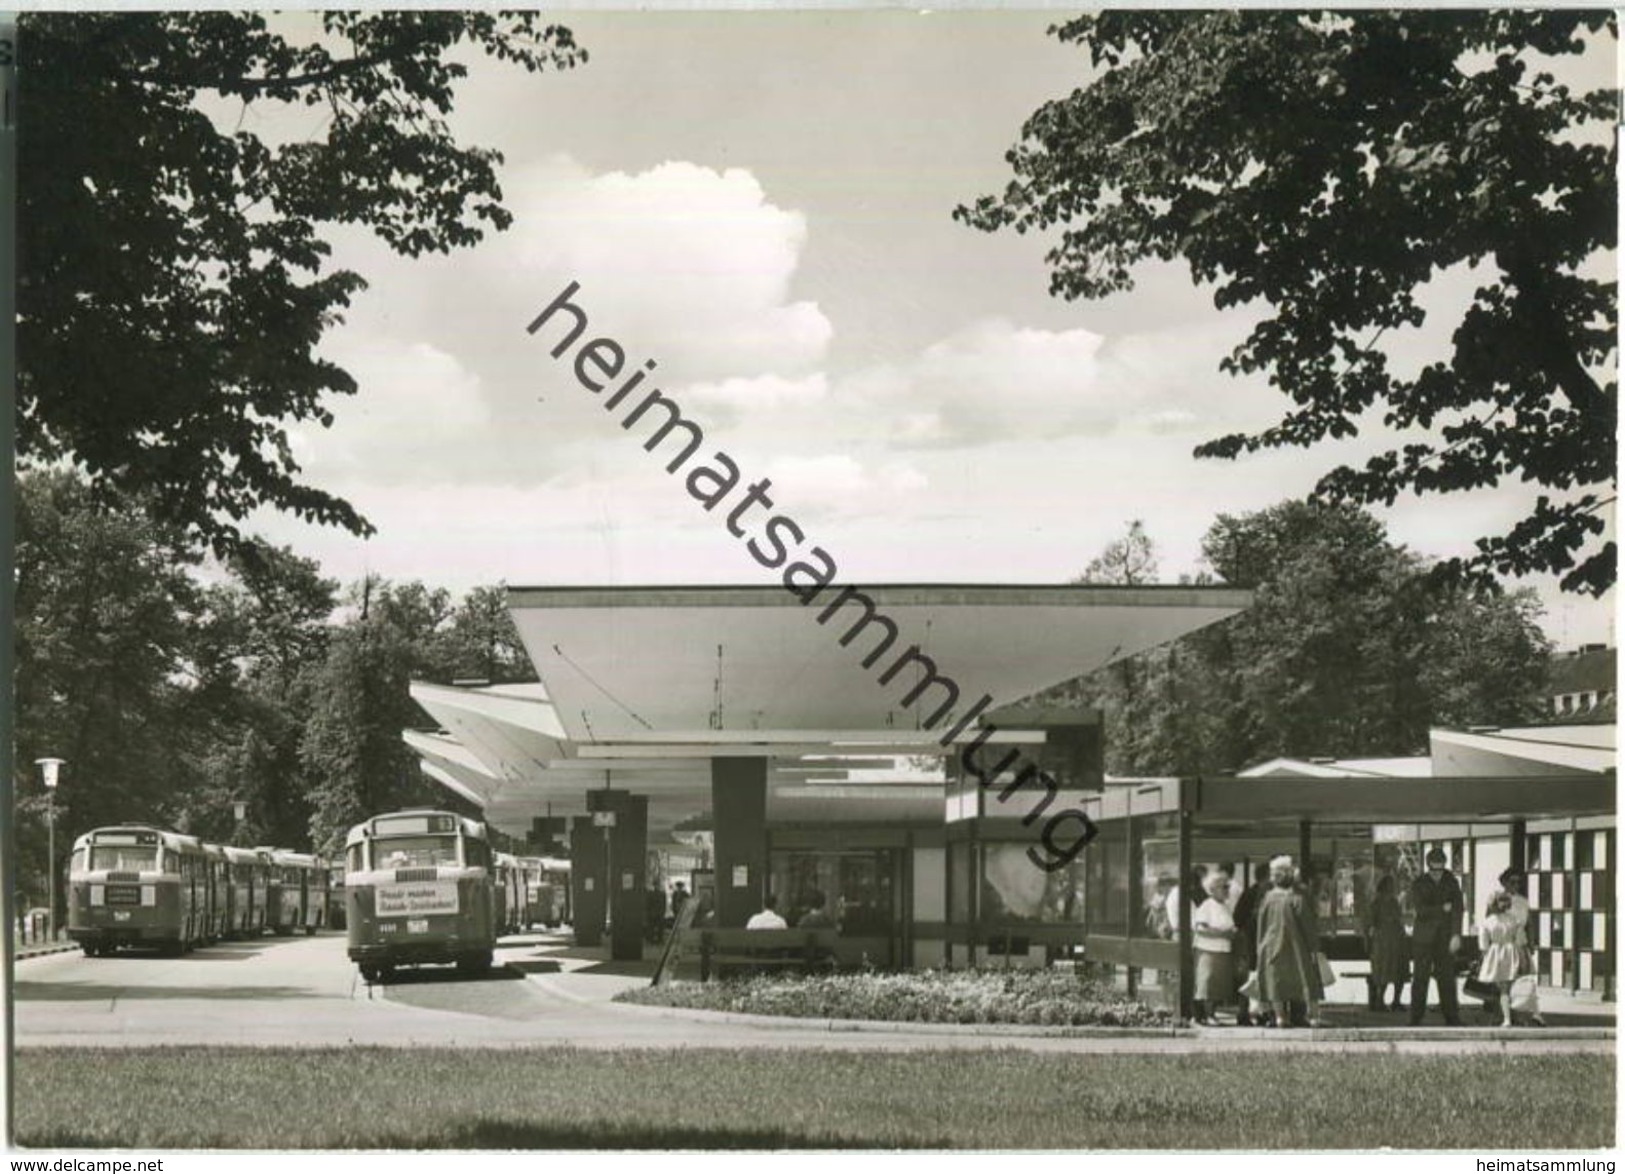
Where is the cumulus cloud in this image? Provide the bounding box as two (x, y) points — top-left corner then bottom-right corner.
(507, 157), (832, 381)
(686, 372), (829, 414)
(294, 341), (491, 483)
(764, 453), (928, 506)
(827, 314), (1281, 450)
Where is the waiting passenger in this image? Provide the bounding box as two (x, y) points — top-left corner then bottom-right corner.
(797, 890), (835, 929)
(745, 893), (788, 930)
(1192, 873), (1237, 1026)
(1364, 873), (1409, 1012)
(1256, 855), (1324, 1028)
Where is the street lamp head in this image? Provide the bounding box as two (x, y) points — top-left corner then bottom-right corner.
(35, 757), (65, 789)
(232, 800), (247, 822)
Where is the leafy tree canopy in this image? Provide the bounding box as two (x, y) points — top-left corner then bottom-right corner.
(959, 10), (1616, 595)
(19, 11), (584, 558)
(1038, 504), (1551, 774)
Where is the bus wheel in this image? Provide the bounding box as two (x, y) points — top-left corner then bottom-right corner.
(359, 964), (380, 983)
(457, 951), (492, 977)
(305, 926), (316, 937)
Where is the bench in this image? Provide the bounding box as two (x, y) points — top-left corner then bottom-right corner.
(678, 927), (840, 981)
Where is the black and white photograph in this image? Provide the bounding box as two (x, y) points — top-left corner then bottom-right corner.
(5, 4), (1617, 1163)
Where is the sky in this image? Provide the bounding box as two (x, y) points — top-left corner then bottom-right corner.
(242, 10), (1616, 649)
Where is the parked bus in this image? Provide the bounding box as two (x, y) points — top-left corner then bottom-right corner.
(201, 841), (230, 943)
(267, 850), (327, 935)
(344, 809), (497, 982)
(496, 852), (535, 935)
(67, 826), (208, 956)
(222, 845), (268, 937)
(528, 856), (572, 927)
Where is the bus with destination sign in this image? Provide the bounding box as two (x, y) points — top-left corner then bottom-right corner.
(68, 826), (211, 956)
(343, 809), (498, 982)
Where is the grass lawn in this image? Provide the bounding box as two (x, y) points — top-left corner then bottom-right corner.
(12, 1047), (1613, 1150)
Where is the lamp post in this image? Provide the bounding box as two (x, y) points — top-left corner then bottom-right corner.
(36, 758), (64, 943)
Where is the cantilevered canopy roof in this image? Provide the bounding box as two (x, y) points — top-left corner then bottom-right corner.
(506, 583), (1252, 741)
(408, 583), (1252, 838)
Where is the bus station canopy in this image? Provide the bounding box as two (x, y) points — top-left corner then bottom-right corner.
(407, 583), (1253, 838)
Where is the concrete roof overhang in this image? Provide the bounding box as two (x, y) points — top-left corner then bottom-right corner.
(506, 583), (1252, 740)
(1429, 727), (1617, 777)
(408, 583), (1253, 838)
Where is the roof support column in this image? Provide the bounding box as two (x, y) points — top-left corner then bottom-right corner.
(608, 793), (649, 962)
(712, 757), (768, 929)
(569, 815), (607, 948)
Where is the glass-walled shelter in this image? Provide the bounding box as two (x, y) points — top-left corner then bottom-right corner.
(1059, 773), (1616, 1017)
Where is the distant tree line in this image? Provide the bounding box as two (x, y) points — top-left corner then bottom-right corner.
(1047, 502), (1553, 775)
(13, 469), (537, 912)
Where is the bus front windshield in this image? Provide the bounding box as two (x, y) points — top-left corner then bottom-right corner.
(374, 836), (459, 870)
(89, 845), (160, 872)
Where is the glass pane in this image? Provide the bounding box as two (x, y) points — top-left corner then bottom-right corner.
(90, 845), (159, 871)
(1137, 814), (1181, 938)
(1085, 823), (1128, 936)
(948, 842), (972, 923)
(767, 849), (895, 935)
(1576, 831), (1595, 870)
(375, 835), (458, 868)
(980, 842), (1084, 923)
(1374, 840), (1424, 923)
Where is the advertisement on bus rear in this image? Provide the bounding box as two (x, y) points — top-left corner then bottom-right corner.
(374, 881), (458, 917)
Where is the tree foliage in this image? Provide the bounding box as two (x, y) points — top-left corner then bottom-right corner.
(14, 470), (521, 867)
(959, 10), (1616, 595)
(13, 472), (205, 905)
(19, 11), (584, 557)
(1042, 503), (1552, 775)
(299, 576), (507, 853)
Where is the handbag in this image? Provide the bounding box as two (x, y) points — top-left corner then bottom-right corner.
(1508, 975), (1539, 1014)
(1315, 952), (1337, 988)
(1463, 976), (1499, 1000)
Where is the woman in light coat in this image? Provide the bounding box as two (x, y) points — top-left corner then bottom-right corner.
(1255, 855), (1324, 1028)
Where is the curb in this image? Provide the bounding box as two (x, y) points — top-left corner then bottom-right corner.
(12, 943), (79, 961)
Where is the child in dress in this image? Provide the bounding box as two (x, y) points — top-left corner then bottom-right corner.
(1477, 892), (1524, 1027)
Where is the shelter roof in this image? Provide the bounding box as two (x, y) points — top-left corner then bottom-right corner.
(406, 582), (1252, 836)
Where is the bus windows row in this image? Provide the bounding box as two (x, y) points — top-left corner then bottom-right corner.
(67, 828), (333, 958)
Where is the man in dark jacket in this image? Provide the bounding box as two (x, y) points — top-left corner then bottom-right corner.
(1408, 847), (1464, 1026)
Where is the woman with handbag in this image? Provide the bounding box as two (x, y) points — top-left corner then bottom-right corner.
(1498, 867), (1546, 1027)
(1476, 892), (1524, 1027)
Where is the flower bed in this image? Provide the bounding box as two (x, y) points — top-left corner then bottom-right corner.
(616, 968), (1172, 1027)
